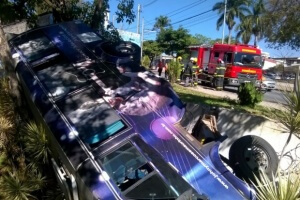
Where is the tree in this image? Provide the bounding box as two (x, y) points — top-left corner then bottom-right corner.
(190, 34), (212, 45)
(157, 26), (192, 58)
(213, 0), (250, 44)
(91, 0), (135, 29)
(263, 0), (300, 49)
(142, 40), (162, 67)
(235, 0), (265, 46)
(153, 15), (171, 32)
(212, 36), (237, 44)
(235, 17), (252, 44)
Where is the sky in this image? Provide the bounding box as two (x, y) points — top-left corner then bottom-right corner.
(108, 0), (299, 58)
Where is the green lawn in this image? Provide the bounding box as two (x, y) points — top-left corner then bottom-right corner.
(172, 83), (278, 117)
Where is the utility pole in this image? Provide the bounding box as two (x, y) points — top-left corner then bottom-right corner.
(137, 4), (141, 34)
(141, 18), (144, 60)
(221, 0), (227, 44)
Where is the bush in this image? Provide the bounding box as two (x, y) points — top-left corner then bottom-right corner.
(142, 56), (150, 69)
(238, 82), (263, 107)
(167, 60), (181, 83)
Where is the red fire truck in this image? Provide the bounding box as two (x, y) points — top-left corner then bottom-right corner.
(189, 43), (263, 89)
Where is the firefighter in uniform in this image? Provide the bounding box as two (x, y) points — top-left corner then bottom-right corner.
(191, 58), (198, 86)
(184, 58), (193, 86)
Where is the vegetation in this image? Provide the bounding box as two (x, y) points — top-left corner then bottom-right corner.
(270, 76), (300, 165)
(0, 77), (51, 200)
(141, 55), (151, 69)
(263, 0), (300, 50)
(212, 0), (250, 44)
(156, 26), (192, 58)
(235, 0), (265, 45)
(253, 172), (300, 200)
(167, 60), (181, 83)
(238, 82), (263, 107)
(142, 40), (162, 66)
(153, 15), (171, 32)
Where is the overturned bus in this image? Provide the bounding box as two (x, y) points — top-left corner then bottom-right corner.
(8, 21), (276, 199)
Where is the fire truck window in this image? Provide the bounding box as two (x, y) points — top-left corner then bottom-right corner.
(214, 52), (220, 60)
(224, 53), (232, 63)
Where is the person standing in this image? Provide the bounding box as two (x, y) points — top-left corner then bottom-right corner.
(158, 60), (163, 76)
(184, 57), (194, 86)
(164, 60), (169, 79)
(191, 58), (198, 86)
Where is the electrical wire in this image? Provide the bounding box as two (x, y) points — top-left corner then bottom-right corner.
(144, 0), (158, 8)
(171, 9), (213, 25)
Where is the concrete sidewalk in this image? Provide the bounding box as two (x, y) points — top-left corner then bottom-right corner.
(217, 109), (300, 172)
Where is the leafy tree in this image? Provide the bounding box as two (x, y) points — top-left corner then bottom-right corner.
(91, 0), (135, 29)
(235, 0), (265, 46)
(142, 40), (162, 67)
(190, 34), (212, 45)
(263, 0), (300, 49)
(212, 36), (237, 44)
(213, 0), (250, 44)
(157, 26), (192, 58)
(153, 15), (171, 32)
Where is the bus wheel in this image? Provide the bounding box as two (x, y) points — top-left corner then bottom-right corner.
(229, 135), (278, 184)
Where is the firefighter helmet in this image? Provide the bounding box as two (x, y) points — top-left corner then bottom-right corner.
(177, 56), (182, 61)
(193, 58), (198, 63)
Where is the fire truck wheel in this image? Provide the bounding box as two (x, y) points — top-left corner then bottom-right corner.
(229, 135), (278, 184)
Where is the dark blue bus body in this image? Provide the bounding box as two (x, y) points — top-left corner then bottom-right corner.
(9, 21), (255, 200)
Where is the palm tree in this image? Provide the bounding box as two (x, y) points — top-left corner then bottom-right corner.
(213, 0), (250, 44)
(235, 0), (265, 46)
(235, 16), (252, 44)
(153, 15), (171, 32)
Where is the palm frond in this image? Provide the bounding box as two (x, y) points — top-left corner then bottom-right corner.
(253, 172), (300, 200)
(0, 168), (45, 200)
(23, 122), (51, 165)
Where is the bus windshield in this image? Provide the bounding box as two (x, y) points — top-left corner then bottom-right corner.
(233, 52), (262, 68)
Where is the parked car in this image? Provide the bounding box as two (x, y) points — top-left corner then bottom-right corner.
(261, 75), (276, 91)
(8, 21), (278, 200)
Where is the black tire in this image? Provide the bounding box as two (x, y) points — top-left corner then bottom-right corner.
(229, 135), (278, 183)
(95, 41), (141, 64)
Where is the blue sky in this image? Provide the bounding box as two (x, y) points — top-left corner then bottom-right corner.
(108, 0), (299, 58)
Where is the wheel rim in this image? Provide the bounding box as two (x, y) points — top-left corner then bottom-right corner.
(244, 145), (269, 172)
(116, 44), (134, 54)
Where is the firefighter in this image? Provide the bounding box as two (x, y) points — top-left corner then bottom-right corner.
(177, 56), (185, 81)
(191, 58), (198, 86)
(184, 57), (194, 86)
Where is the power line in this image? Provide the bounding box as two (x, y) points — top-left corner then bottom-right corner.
(171, 9), (213, 25)
(172, 12), (216, 26)
(126, 0), (208, 31)
(144, 0), (158, 8)
(183, 15), (218, 29)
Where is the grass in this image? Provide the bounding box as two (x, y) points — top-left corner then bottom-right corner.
(172, 83), (280, 118)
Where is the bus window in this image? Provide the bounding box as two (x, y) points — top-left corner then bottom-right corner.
(77, 32), (101, 44)
(35, 61), (88, 99)
(57, 88), (125, 144)
(15, 31), (59, 63)
(99, 143), (178, 199)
